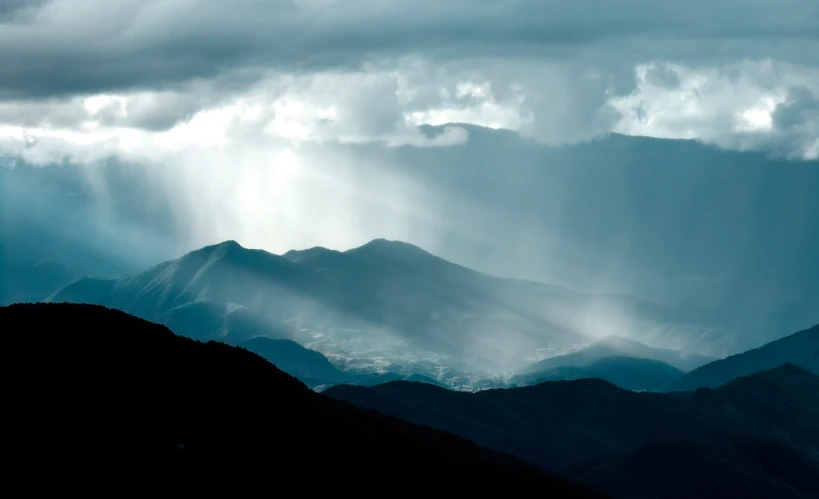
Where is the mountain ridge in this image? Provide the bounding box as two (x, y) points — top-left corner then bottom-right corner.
(1, 302), (604, 496)
(669, 324), (819, 391)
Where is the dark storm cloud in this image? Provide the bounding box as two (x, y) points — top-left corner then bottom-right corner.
(1, 0), (818, 100)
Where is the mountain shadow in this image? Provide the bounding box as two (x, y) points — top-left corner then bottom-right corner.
(0, 303), (604, 496)
(326, 364), (819, 498)
(563, 431), (819, 499)
(669, 324), (819, 391)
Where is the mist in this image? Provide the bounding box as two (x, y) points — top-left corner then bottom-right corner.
(4, 125), (818, 361)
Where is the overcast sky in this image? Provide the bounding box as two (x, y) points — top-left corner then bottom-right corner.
(1, 0), (817, 155)
(2, 0), (819, 265)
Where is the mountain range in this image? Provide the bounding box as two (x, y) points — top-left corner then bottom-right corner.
(6, 130), (819, 355)
(1, 302), (604, 495)
(327, 362), (819, 498)
(45, 238), (707, 382)
(5, 236), (806, 392)
(670, 323), (819, 391)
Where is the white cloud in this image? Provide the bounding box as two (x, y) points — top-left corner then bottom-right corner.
(610, 60), (819, 158)
(0, 1), (818, 159)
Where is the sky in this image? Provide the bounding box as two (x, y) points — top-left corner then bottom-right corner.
(1, 1), (818, 301)
(2, 0), (818, 155)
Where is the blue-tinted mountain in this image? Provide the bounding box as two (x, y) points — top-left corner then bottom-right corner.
(326, 364), (819, 493)
(669, 324), (819, 391)
(48, 238), (616, 373)
(7, 131), (819, 357)
(511, 356), (684, 391)
(393, 126), (819, 352)
(0, 303), (603, 496)
(237, 336), (348, 387)
(1, 260), (80, 305)
(521, 335), (715, 373)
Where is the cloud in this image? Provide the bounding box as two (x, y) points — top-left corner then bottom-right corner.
(0, 1), (818, 156)
(610, 60), (819, 157)
(1, 0), (818, 99)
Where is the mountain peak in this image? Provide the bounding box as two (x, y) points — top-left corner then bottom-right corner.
(213, 239), (243, 250)
(348, 238), (435, 259)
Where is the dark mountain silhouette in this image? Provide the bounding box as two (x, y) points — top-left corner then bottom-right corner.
(327, 364), (819, 497)
(511, 356), (684, 391)
(0, 302), (604, 496)
(521, 335), (715, 373)
(669, 324), (819, 391)
(563, 432), (819, 499)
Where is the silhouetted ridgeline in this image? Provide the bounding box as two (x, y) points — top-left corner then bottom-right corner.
(328, 363), (819, 499)
(670, 323), (819, 390)
(0, 303), (604, 496)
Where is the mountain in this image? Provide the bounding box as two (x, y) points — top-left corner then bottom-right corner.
(563, 432), (819, 499)
(0, 303), (604, 496)
(7, 131), (819, 357)
(237, 336), (349, 388)
(50, 238), (682, 377)
(521, 335), (715, 373)
(392, 127), (819, 352)
(47, 240), (314, 340)
(669, 324), (819, 391)
(563, 364), (819, 498)
(326, 364), (819, 486)
(511, 356), (684, 391)
(1, 260), (80, 305)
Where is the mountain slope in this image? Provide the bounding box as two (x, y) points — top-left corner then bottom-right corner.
(521, 335), (714, 373)
(327, 365), (819, 474)
(50, 238), (594, 374)
(511, 356), (684, 391)
(237, 336), (348, 387)
(669, 324), (819, 391)
(0, 303), (604, 496)
(564, 432), (819, 499)
(1, 260), (80, 305)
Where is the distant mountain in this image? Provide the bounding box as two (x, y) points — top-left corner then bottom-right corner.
(326, 364), (819, 490)
(511, 356), (684, 391)
(669, 324), (819, 391)
(521, 335), (715, 373)
(47, 237), (800, 380)
(47, 241), (314, 340)
(1, 260), (79, 305)
(237, 336), (348, 388)
(392, 126), (819, 351)
(51, 238), (679, 376)
(1, 303), (602, 495)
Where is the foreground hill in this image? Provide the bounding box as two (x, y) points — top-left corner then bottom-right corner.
(669, 324), (819, 391)
(327, 364), (819, 498)
(0, 303), (603, 495)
